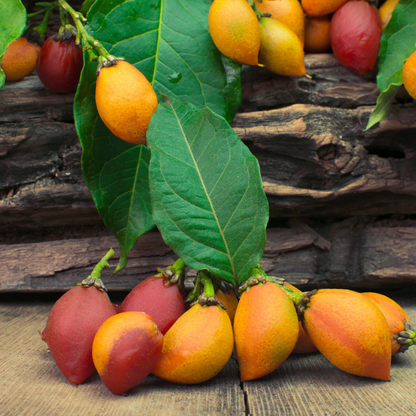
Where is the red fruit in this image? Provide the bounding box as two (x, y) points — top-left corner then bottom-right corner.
(330, 1), (382, 74)
(36, 34), (83, 93)
(120, 275), (186, 334)
(93, 312), (164, 395)
(44, 285), (116, 384)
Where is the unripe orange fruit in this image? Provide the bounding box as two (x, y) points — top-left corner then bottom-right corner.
(379, 0), (399, 30)
(301, 0), (349, 16)
(402, 51), (416, 100)
(152, 304), (234, 384)
(282, 282), (317, 354)
(304, 15), (331, 54)
(300, 289), (391, 381)
(234, 282), (299, 381)
(362, 292), (415, 355)
(208, 0), (261, 66)
(1, 36), (40, 82)
(215, 288), (239, 325)
(95, 60), (158, 144)
(255, 0), (305, 46)
(258, 17), (306, 76)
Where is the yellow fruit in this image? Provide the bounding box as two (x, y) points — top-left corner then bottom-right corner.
(234, 282), (299, 381)
(215, 288), (239, 325)
(1, 36), (40, 82)
(208, 0), (261, 65)
(258, 17), (306, 76)
(255, 0), (305, 46)
(402, 50), (416, 100)
(152, 304), (234, 384)
(301, 0), (349, 16)
(95, 60), (158, 144)
(379, 0), (399, 30)
(304, 15), (331, 53)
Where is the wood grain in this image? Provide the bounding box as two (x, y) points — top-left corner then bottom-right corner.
(0, 299), (245, 416)
(2, 218), (416, 292)
(1, 288), (415, 415)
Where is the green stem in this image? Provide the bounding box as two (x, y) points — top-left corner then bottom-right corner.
(200, 271), (215, 298)
(80, 248), (114, 291)
(57, 0), (118, 66)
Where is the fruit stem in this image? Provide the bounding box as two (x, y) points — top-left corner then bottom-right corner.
(396, 320), (416, 353)
(200, 271), (215, 298)
(80, 248), (114, 291)
(246, 0), (272, 20)
(57, 0), (121, 69)
(155, 258), (187, 287)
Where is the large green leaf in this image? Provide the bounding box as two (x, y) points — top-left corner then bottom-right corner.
(147, 98), (269, 286)
(74, 0), (241, 271)
(367, 0), (416, 127)
(377, 0), (416, 92)
(0, 0), (26, 89)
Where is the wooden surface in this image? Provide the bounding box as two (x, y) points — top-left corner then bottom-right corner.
(2, 218), (416, 292)
(2, 53), (416, 291)
(2, 55), (416, 229)
(1, 288), (416, 416)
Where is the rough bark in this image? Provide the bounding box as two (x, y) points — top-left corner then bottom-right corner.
(2, 218), (416, 292)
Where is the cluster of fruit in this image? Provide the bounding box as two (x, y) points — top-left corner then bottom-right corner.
(1, 30), (83, 93)
(41, 251), (416, 396)
(208, 0), (401, 77)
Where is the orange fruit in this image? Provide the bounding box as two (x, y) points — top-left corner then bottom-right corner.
(215, 288), (239, 325)
(92, 311), (163, 395)
(402, 50), (416, 100)
(282, 282), (318, 354)
(95, 60), (158, 144)
(301, 0), (349, 16)
(1, 36), (40, 82)
(255, 0), (305, 46)
(208, 0), (261, 65)
(234, 282), (299, 381)
(258, 17), (306, 76)
(362, 292), (415, 355)
(152, 304), (234, 384)
(379, 0), (399, 30)
(301, 289), (391, 380)
(304, 15), (331, 53)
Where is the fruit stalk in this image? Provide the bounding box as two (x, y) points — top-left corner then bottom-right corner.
(80, 248), (114, 291)
(57, 0), (120, 69)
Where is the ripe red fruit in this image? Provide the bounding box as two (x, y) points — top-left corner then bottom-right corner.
(44, 285), (116, 384)
(36, 34), (83, 93)
(120, 275), (186, 334)
(330, 0), (382, 74)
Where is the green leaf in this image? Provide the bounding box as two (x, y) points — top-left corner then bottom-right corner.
(74, 59), (155, 274)
(147, 98), (269, 286)
(0, 0), (26, 89)
(75, 0), (242, 271)
(366, 84), (401, 130)
(377, 0), (416, 92)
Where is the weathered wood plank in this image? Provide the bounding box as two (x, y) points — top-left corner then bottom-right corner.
(2, 219), (416, 292)
(0, 299), (245, 416)
(243, 288), (416, 416)
(2, 57), (416, 226)
(1, 288), (415, 415)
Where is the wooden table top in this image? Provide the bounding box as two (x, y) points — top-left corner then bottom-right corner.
(1, 288), (416, 416)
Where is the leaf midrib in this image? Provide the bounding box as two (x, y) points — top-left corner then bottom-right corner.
(170, 104), (237, 284)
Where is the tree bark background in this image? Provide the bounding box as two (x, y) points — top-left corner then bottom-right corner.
(1, 5), (416, 292)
